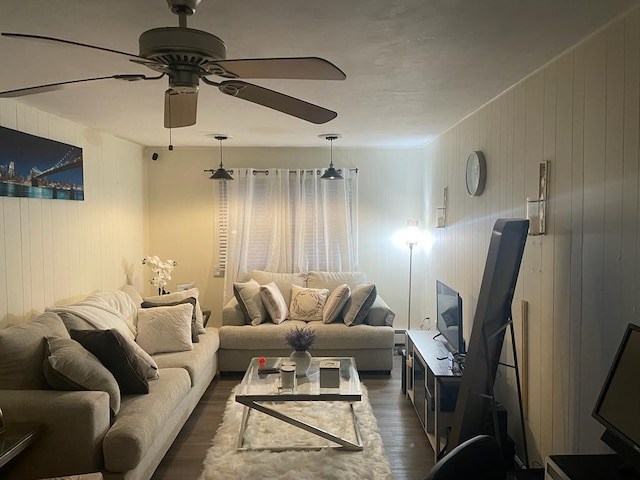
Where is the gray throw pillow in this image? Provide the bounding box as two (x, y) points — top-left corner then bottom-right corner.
(234, 279), (268, 325)
(342, 283), (377, 326)
(43, 336), (121, 416)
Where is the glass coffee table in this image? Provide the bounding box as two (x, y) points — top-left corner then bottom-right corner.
(235, 356), (363, 451)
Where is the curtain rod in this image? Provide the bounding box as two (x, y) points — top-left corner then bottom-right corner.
(248, 168), (359, 175)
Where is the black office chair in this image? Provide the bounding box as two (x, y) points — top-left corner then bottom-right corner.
(425, 435), (506, 480)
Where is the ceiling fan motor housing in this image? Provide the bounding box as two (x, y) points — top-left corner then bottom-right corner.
(139, 27), (227, 75)
(166, 0), (201, 15)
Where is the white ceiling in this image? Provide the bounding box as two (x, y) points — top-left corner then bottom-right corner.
(0, 0), (638, 148)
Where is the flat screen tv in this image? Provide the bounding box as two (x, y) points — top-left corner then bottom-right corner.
(436, 280), (465, 356)
(592, 323), (640, 474)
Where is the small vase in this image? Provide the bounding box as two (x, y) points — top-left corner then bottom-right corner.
(289, 350), (312, 377)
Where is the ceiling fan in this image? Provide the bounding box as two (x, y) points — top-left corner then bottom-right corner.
(0, 0), (346, 128)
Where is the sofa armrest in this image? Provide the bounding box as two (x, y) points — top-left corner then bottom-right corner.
(222, 297), (246, 326)
(366, 295), (396, 327)
(0, 389), (110, 479)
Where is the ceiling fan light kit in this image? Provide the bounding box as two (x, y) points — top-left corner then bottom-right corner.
(0, 0), (345, 130)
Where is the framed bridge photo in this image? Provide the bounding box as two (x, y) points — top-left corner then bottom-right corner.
(0, 125), (84, 201)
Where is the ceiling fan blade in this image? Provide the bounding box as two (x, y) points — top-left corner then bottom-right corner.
(1, 32), (144, 61)
(0, 74), (161, 98)
(164, 89), (198, 128)
(216, 80), (337, 124)
(210, 57), (346, 80)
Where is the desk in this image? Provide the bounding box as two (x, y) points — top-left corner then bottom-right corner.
(545, 454), (640, 480)
(0, 423), (42, 469)
(405, 330), (462, 457)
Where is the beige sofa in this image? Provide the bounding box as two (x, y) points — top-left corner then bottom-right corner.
(0, 287), (220, 480)
(219, 271), (395, 373)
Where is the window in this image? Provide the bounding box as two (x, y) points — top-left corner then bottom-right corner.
(213, 167), (358, 284)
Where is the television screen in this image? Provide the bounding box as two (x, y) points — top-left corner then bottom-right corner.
(436, 280), (464, 355)
(592, 323), (640, 472)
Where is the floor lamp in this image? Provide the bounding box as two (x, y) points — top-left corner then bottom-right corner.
(406, 220), (419, 331)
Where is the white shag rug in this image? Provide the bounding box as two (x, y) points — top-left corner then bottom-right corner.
(199, 384), (392, 480)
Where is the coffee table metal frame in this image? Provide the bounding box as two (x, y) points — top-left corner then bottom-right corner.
(235, 356), (363, 451)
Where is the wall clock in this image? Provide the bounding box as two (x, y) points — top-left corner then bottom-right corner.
(465, 151), (487, 196)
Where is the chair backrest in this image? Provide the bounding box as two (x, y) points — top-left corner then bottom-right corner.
(425, 435), (506, 480)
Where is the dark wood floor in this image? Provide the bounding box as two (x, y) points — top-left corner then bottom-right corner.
(152, 353), (434, 480)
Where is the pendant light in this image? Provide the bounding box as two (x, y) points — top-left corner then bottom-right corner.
(208, 135), (233, 180)
(320, 134), (343, 180)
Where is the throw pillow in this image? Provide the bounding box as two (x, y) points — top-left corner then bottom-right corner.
(136, 303), (194, 355)
(244, 270), (307, 306)
(144, 287), (205, 334)
(289, 285), (329, 322)
(323, 284), (351, 324)
(343, 283), (377, 326)
(0, 312), (69, 390)
(141, 297), (199, 343)
(57, 311), (159, 380)
(259, 282), (288, 324)
(69, 329), (149, 394)
(365, 296), (396, 327)
(43, 336), (121, 416)
(234, 279), (268, 326)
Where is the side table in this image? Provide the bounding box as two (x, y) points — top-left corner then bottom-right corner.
(0, 422), (42, 469)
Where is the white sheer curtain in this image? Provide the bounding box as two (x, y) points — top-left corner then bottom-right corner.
(223, 167), (358, 302)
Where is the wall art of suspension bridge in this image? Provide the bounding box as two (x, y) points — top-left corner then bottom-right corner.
(0, 125), (83, 201)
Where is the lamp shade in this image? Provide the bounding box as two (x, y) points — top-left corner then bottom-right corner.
(210, 167), (234, 180)
(321, 166), (343, 180)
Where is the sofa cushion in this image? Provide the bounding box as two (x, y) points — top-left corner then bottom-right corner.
(234, 279), (268, 325)
(103, 367), (191, 472)
(244, 270), (307, 306)
(260, 282), (288, 324)
(343, 283), (377, 326)
(136, 303), (193, 355)
(153, 327), (220, 387)
(70, 329), (149, 394)
(141, 297), (199, 343)
(144, 287), (205, 333)
(323, 284), (351, 324)
(289, 285), (329, 321)
(219, 321), (307, 350)
(43, 337), (121, 416)
(0, 312), (69, 390)
(307, 322), (394, 349)
(306, 271), (368, 291)
(220, 321), (393, 351)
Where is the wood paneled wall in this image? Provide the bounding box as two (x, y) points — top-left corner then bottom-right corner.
(421, 7), (640, 464)
(0, 100), (146, 327)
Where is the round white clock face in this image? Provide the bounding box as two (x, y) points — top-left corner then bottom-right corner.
(466, 151), (486, 196)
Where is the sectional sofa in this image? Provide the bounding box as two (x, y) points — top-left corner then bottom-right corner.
(219, 270), (395, 373)
(0, 286), (219, 480)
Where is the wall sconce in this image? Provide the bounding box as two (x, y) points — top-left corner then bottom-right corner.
(436, 187), (447, 228)
(527, 161), (549, 235)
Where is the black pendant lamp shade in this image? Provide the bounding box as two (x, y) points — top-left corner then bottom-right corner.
(208, 135), (233, 180)
(321, 134), (343, 180)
